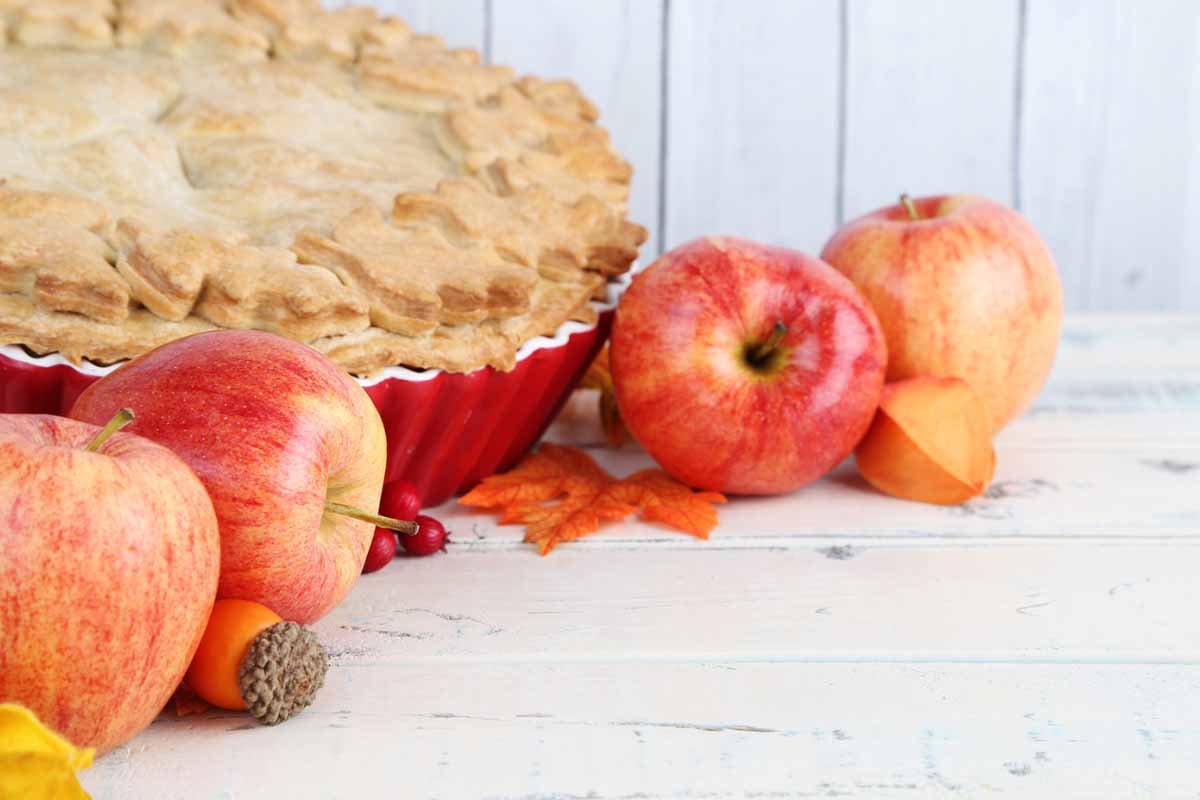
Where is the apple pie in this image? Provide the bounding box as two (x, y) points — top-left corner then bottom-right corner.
(0, 0), (646, 375)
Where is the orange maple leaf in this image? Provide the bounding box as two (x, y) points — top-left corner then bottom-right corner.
(461, 444), (611, 509)
(602, 469), (727, 539)
(461, 444), (726, 554)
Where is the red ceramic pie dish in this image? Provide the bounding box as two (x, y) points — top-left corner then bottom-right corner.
(0, 276), (628, 507)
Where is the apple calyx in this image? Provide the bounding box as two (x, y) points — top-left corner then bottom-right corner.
(744, 320), (789, 374)
(899, 193), (920, 221)
(323, 501), (418, 535)
(83, 408), (135, 452)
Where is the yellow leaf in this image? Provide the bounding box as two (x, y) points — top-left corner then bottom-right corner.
(0, 755), (90, 800)
(0, 704), (93, 800)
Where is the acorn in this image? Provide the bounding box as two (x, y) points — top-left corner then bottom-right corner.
(186, 599), (328, 725)
(237, 621), (327, 725)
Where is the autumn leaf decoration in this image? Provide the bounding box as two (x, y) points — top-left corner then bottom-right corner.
(0, 703), (94, 800)
(171, 683), (211, 718)
(460, 444), (726, 555)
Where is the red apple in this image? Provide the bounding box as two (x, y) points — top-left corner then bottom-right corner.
(70, 330), (389, 624)
(0, 413), (219, 754)
(820, 194), (1063, 432)
(611, 237), (887, 494)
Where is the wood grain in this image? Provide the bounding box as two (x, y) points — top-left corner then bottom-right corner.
(303, 542), (1200, 664)
(490, 1), (665, 255)
(1020, 0), (1200, 311)
(663, 0), (841, 255)
(842, 0), (1020, 220)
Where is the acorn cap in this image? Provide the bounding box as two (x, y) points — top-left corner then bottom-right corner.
(237, 621), (328, 725)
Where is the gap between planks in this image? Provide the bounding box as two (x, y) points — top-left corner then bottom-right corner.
(324, 651), (1200, 668)
(440, 534), (1200, 553)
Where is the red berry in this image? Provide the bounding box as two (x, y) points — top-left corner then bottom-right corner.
(361, 527), (397, 573)
(401, 515), (449, 557)
(379, 480), (422, 522)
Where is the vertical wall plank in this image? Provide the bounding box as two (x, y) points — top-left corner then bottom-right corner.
(842, 0), (1019, 221)
(1187, 24), (1200, 312)
(665, 0), (841, 255)
(330, 0), (486, 50)
(1021, 0), (1200, 311)
(490, 1), (664, 255)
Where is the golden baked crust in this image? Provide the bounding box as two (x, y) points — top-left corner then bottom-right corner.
(0, 1), (645, 374)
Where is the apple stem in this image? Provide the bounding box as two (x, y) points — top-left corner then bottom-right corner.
(324, 501), (418, 535)
(900, 193), (920, 221)
(749, 320), (789, 364)
(83, 408), (135, 453)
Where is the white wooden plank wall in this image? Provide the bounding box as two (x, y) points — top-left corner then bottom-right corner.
(665, 0), (840, 256)
(1020, 0), (1200, 312)
(340, 0), (1199, 311)
(842, 0), (1020, 217)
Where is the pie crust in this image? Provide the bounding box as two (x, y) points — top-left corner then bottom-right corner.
(0, 0), (646, 375)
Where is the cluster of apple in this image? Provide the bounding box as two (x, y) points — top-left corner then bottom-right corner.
(610, 193), (1063, 501)
(0, 330), (443, 755)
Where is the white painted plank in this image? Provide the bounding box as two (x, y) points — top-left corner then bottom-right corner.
(490, 1), (664, 255)
(664, 0), (841, 255)
(843, 0), (1019, 219)
(1020, 0), (1200, 311)
(310, 543), (1200, 662)
(1188, 42), (1200, 312)
(464, 412), (1200, 551)
(436, 435), (1200, 549)
(1046, 314), (1200, 377)
(83, 662), (1200, 798)
(328, 0), (486, 50)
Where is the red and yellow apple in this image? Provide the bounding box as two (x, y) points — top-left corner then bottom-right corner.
(820, 194), (1063, 432)
(0, 413), (220, 754)
(70, 330), (388, 624)
(611, 236), (887, 495)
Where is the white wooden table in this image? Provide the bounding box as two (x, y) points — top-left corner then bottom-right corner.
(82, 314), (1200, 799)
